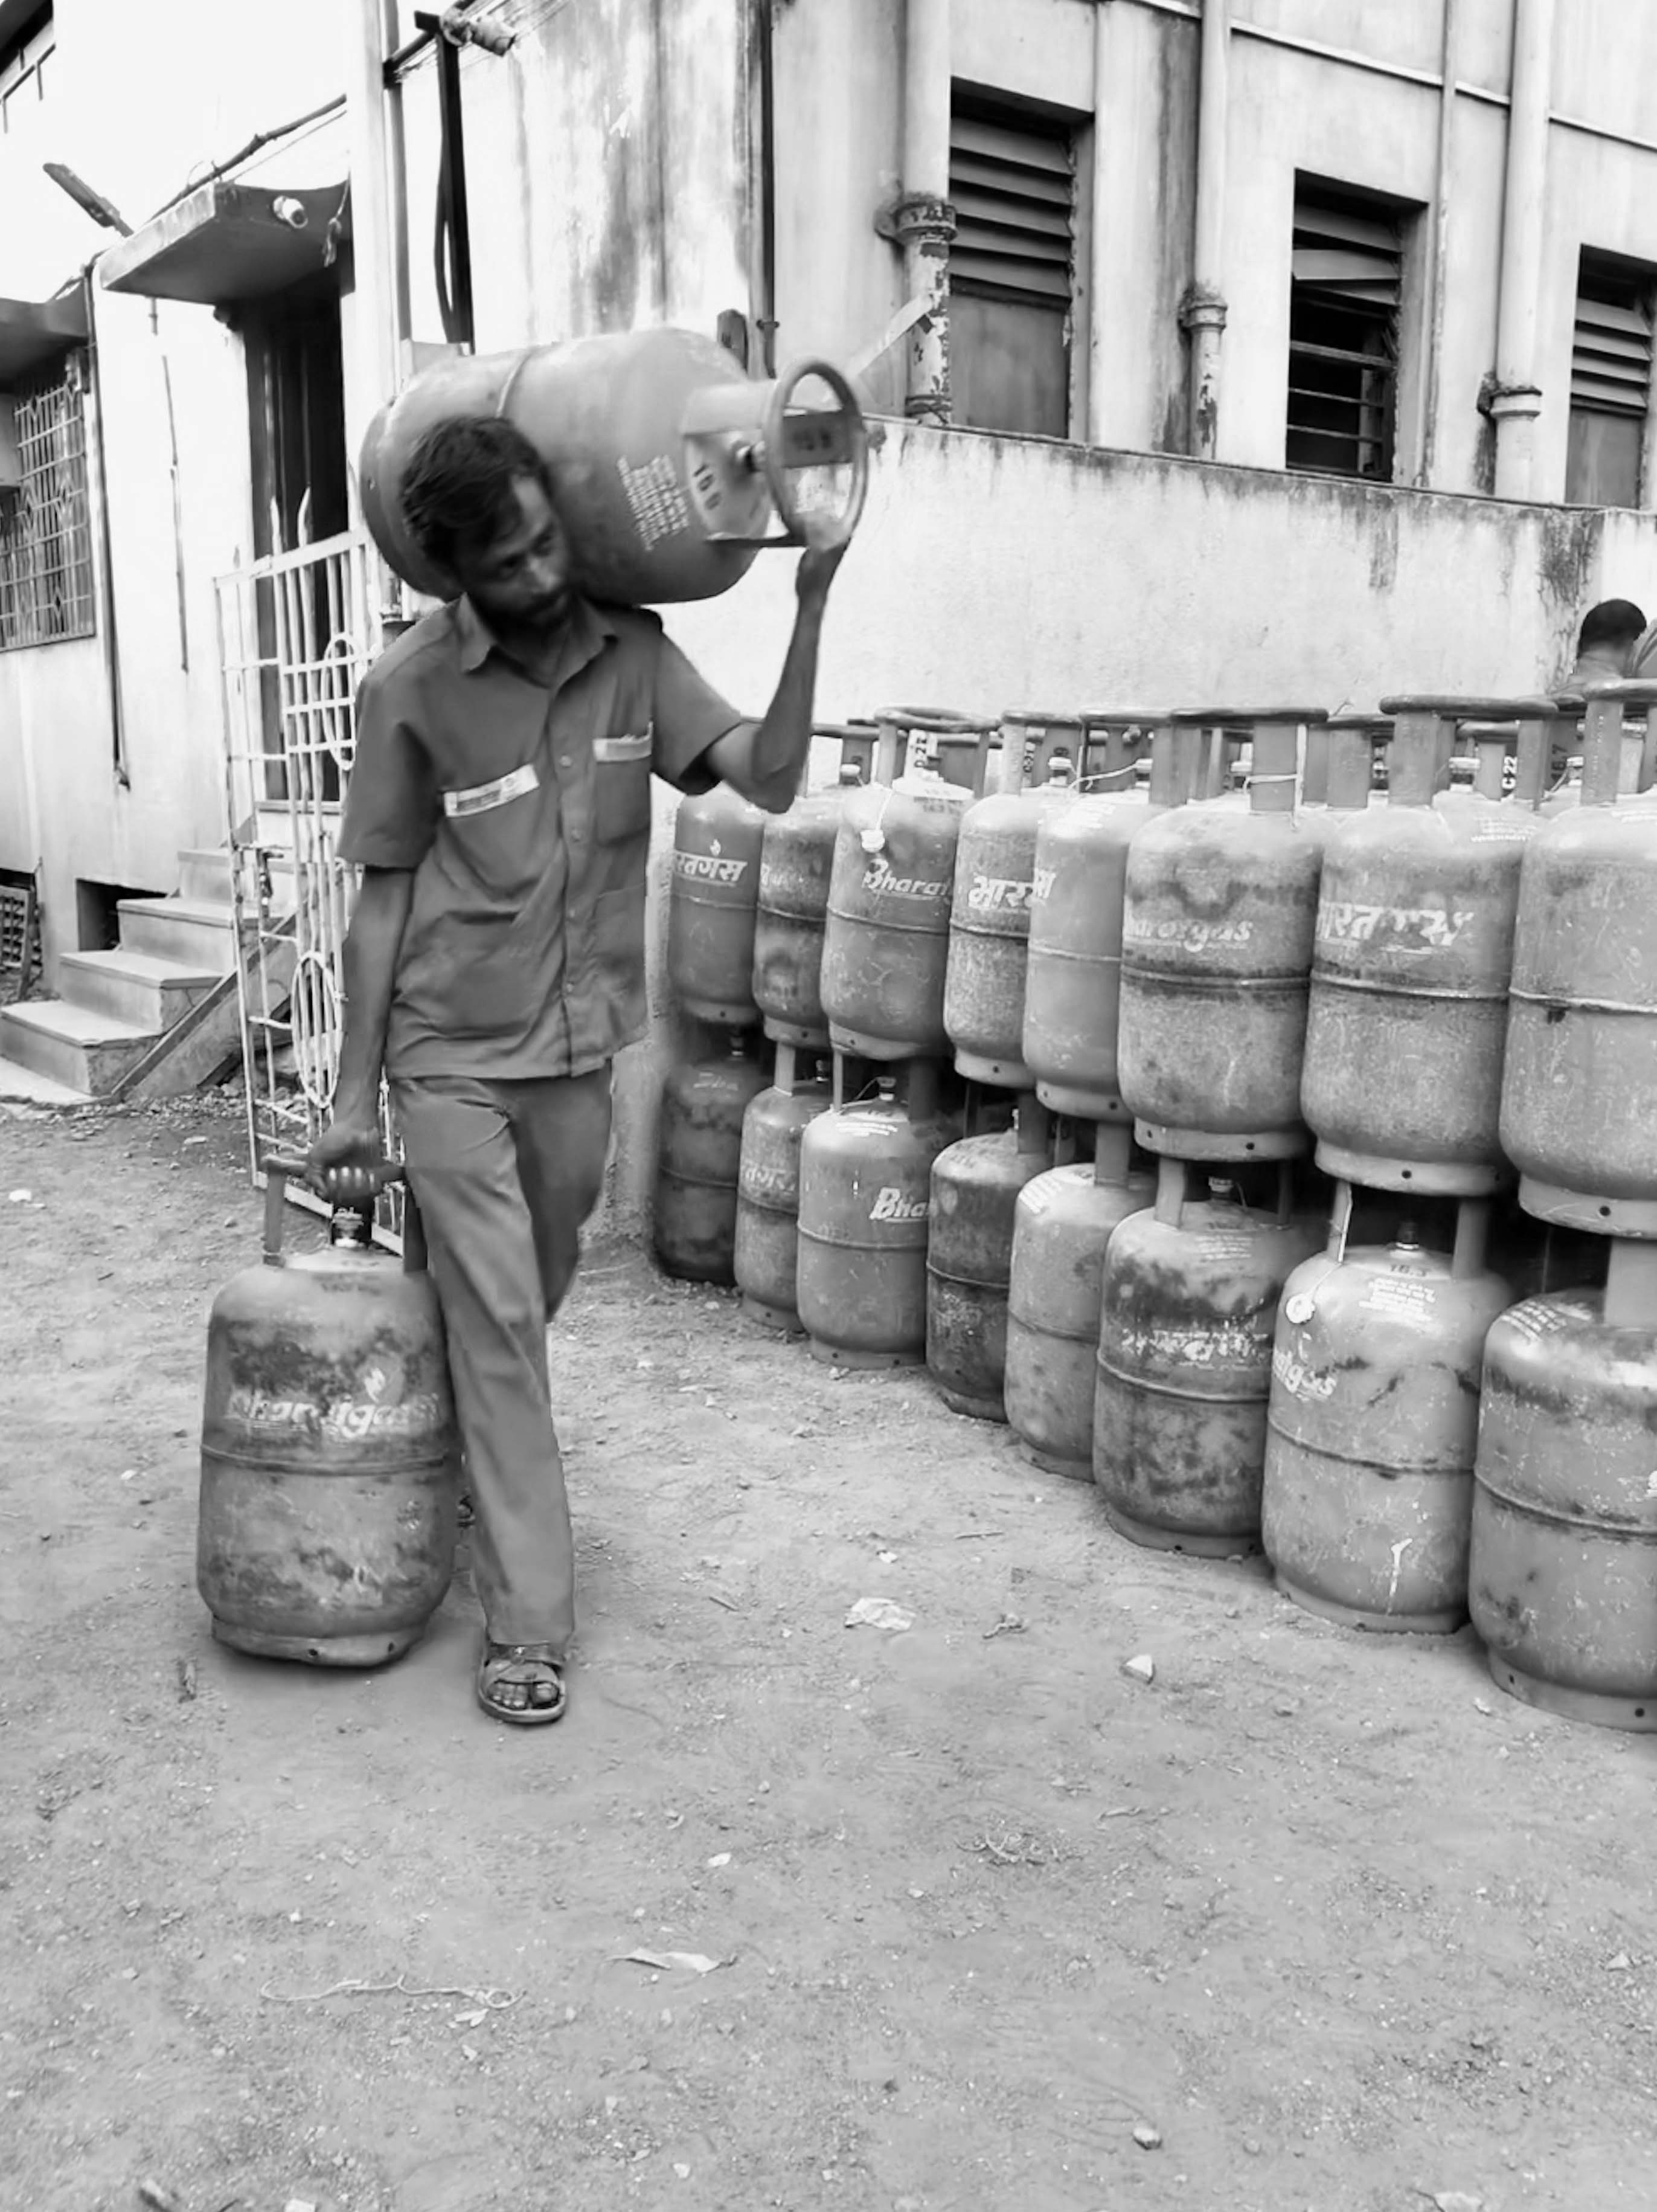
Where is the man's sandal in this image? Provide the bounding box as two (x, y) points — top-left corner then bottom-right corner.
(476, 1641), (568, 1727)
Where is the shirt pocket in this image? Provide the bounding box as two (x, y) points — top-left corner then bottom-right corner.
(592, 731), (654, 846)
(440, 770), (545, 902)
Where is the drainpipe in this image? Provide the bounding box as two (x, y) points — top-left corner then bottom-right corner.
(1181, 0), (1229, 461)
(1416, 0), (1466, 486)
(342, 0), (400, 521)
(893, 0), (953, 424)
(1490, 0), (1556, 501)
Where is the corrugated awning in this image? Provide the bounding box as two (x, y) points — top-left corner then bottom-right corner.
(98, 179), (351, 306)
(0, 289), (89, 384)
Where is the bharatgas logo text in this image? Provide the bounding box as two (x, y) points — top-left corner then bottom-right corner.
(740, 1160), (795, 1198)
(1316, 901), (1473, 950)
(869, 1186), (929, 1224)
(1031, 865), (1057, 905)
(864, 857), (949, 901)
(967, 874), (1034, 914)
(1123, 914), (1254, 951)
(675, 851), (749, 887)
(1116, 1320), (1267, 1366)
(1272, 1346), (1338, 1402)
(223, 1386), (444, 1439)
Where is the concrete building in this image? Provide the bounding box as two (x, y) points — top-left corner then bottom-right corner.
(2, 0), (1656, 1210)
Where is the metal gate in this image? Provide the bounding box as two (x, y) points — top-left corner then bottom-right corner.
(216, 529), (406, 1233)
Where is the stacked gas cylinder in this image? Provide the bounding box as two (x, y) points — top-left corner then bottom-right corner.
(655, 681), (1657, 1737)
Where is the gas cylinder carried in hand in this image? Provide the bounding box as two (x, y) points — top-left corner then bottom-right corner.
(360, 330), (869, 605)
(820, 712), (992, 1060)
(1004, 1122), (1153, 1476)
(926, 1097), (1054, 1421)
(655, 1034), (770, 1285)
(1262, 1191), (1511, 1633)
(1094, 1157), (1321, 1554)
(197, 1157), (461, 1668)
(1118, 712), (1327, 1159)
(667, 783), (770, 1029)
(943, 715), (1082, 1089)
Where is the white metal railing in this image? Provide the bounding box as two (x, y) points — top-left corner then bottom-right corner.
(215, 529), (405, 1235)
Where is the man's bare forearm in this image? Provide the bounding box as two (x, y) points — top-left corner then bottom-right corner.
(332, 869), (414, 1124)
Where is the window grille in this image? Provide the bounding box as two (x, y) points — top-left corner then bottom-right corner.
(1286, 185), (1402, 481)
(947, 101), (1075, 439)
(0, 352), (98, 651)
(1566, 254), (1653, 509)
(0, 4), (54, 132)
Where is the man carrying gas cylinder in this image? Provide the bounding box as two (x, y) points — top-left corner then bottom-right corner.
(306, 414), (845, 1726)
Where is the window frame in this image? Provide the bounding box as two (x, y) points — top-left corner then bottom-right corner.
(0, 3), (54, 134)
(1566, 246), (1656, 511)
(1284, 172), (1424, 487)
(0, 349), (99, 654)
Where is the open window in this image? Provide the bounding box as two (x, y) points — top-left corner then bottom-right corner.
(1286, 179), (1408, 481)
(947, 93), (1077, 439)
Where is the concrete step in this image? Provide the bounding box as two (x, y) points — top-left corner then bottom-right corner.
(58, 947), (222, 1031)
(0, 1052), (92, 1107)
(0, 998), (158, 1094)
(117, 896), (238, 974)
(177, 847), (234, 903)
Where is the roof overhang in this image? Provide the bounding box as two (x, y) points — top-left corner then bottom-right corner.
(98, 179), (350, 306)
(0, 289), (89, 383)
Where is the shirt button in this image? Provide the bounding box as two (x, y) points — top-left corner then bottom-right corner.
(559, 754), (572, 769)
(570, 826), (587, 842)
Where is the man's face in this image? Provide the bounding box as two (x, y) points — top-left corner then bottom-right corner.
(453, 474), (571, 635)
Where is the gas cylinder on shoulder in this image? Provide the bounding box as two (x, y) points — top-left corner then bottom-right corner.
(1262, 1192), (1511, 1633)
(943, 715), (1081, 1088)
(925, 1097), (1054, 1421)
(197, 1158), (461, 1667)
(654, 1034), (769, 1284)
(667, 784), (771, 1028)
(1004, 1122), (1153, 1476)
(819, 712), (991, 1059)
(1094, 1158), (1321, 1554)
(795, 1061), (956, 1366)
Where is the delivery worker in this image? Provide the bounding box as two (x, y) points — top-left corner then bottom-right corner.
(304, 413), (845, 1726)
(1559, 598), (1647, 693)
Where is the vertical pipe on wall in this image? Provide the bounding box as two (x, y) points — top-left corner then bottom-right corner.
(1417, 0), (1464, 487)
(342, 0), (400, 519)
(1087, 0), (1114, 446)
(1490, 0), (1556, 500)
(1181, 0), (1229, 460)
(896, 0), (953, 423)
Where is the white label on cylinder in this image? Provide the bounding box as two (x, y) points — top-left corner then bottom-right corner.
(1316, 901), (1474, 950)
(1272, 1345), (1336, 1401)
(1361, 1276), (1440, 1317)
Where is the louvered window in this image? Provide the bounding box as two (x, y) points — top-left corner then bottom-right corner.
(947, 98), (1075, 439)
(1286, 182), (1402, 481)
(1566, 253), (1653, 509)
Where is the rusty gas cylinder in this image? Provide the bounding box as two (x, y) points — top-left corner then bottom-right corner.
(819, 711), (990, 1059)
(196, 1157), (461, 1667)
(1022, 719), (1181, 1122)
(1118, 713), (1326, 1159)
(943, 715), (1081, 1088)
(752, 728), (877, 1047)
(795, 1061), (955, 1366)
(1004, 1123), (1154, 1477)
(1262, 1192), (1511, 1633)
(732, 1043), (835, 1334)
(925, 1099), (1053, 1421)
(1502, 683), (1657, 1233)
(1094, 1157), (1321, 1553)
(667, 783), (770, 1028)
(1469, 1239), (1657, 1732)
(653, 1034), (769, 1284)
(1300, 698), (1556, 1195)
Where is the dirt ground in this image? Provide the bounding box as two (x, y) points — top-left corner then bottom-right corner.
(2, 1093), (1655, 2212)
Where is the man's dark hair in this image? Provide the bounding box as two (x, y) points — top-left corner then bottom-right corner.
(1577, 598), (1647, 654)
(398, 416), (554, 567)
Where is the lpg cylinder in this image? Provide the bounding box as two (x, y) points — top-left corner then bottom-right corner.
(732, 1044), (835, 1334)
(1004, 1123), (1154, 1476)
(1094, 1158), (1322, 1553)
(1469, 1239), (1657, 1731)
(1300, 698), (1556, 1195)
(1022, 719), (1181, 1122)
(943, 714), (1081, 1088)
(361, 332), (868, 605)
(1501, 683), (1657, 1232)
(1119, 713), (1326, 1158)
(1261, 1193), (1511, 1633)
(752, 730), (876, 1048)
(667, 782), (770, 1028)
(197, 1158), (460, 1667)
(819, 711), (990, 1059)
(654, 1034), (769, 1284)
(796, 1063), (955, 1366)
(925, 1099), (1054, 1421)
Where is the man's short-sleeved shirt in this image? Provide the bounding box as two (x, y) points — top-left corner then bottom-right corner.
(339, 594), (742, 1081)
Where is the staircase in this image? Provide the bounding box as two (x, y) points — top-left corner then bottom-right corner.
(0, 848), (254, 1105)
